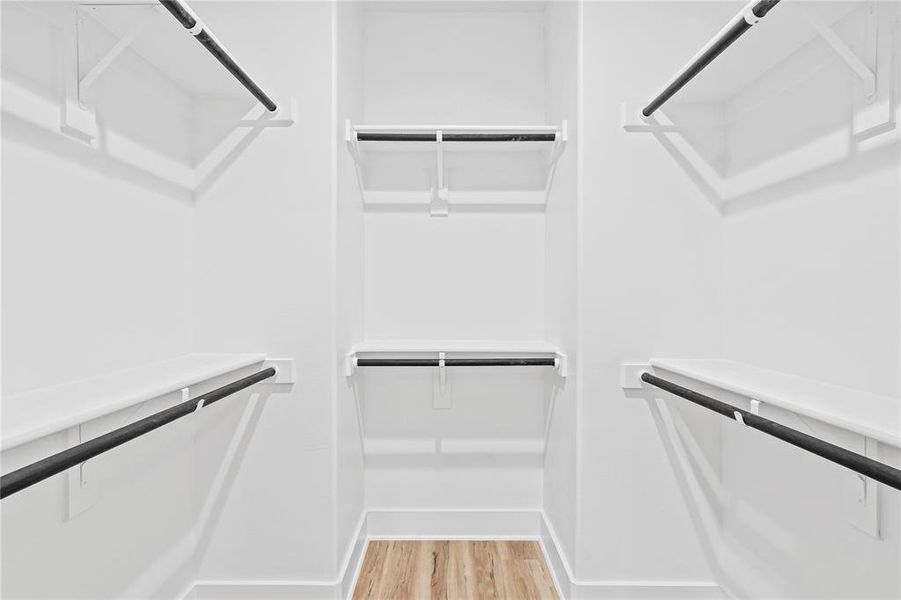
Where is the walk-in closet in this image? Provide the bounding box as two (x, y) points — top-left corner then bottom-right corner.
(2, 0), (900, 598)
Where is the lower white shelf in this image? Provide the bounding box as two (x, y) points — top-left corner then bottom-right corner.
(346, 340), (567, 377)
(1, 353), (277, 451)
(634, 358), (901, 449)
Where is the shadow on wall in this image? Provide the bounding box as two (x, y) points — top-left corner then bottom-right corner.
(626, 1), (900, 215)
(1, 2), (277, 202)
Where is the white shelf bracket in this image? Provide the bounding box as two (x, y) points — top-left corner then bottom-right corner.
(805, 9), (877, 102)
(345, 120), (367, 201)
(431, 129), (449, 217)
(345, 351), (358, 378)
(433, 351), (452, 409)
(61, 6), (97, 142)
(842, 436), (881, 538)
(78, 6), (156, 95)
(620, 362), (651, 389)
(554, 352), (568, 378)
(66, 424), (100, 520)
(263, 358), (296, 384)
(544, 120), (568, 199)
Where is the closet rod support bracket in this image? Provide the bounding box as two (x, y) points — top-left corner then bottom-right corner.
(554, 352), (568, 378)
(345, 352), (358, 378)
(431, 130), (449, 217)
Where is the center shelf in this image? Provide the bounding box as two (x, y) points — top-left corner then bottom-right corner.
(345, 122), (567, 213)
(346, 340), (566, 377)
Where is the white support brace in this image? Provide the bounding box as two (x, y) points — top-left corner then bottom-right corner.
(544, 120), (568, 198)
(344, 120), (367, 199)
(79, 8), (155, 94)
(805, 10), (877, 102)
(431, 129), (449, 217)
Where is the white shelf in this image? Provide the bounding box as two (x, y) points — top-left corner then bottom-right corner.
(649, 358), (901, 449)
(352, 339), (561, 354)
(347, 339), (566, 377)
(363, 437), (545, 456)
(1, 353), (267, 451)
(345, 122), (567, 214)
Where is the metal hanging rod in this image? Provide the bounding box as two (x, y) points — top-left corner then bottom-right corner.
(641, 372), (901, 492)
(355, 132), (557, 143)
(642, 0), (782, 117)
(158, 0), (278, 112)
(356, 357), (557, 368)
(0, 368), (276, 500)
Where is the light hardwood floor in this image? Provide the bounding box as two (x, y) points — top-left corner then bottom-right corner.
(352, 540), (559, 600)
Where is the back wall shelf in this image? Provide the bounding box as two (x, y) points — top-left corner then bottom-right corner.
(345, 121), (567, 216)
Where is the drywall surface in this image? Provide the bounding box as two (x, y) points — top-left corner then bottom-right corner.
(0, 3), (197, 597)
(335, 0), (367, 578)
(1, 1), (194, 398)
(362, 7), (547, 125)
(542, 0), (581, 574)
(192, 1), (339, 582)
(717, 3), (901, 597)
(357, 5), (551, 517)
(578, 0), (724, 583)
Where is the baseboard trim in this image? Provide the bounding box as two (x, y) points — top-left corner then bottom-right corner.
(184, 509), (727, 600)
(188, 511), (368, 600)
(539, 511), (727, 599)
(366, 508), (543, 540)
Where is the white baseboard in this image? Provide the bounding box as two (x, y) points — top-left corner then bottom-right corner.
(539, 511), (728, 600)
(187, 512), (368, 600)
(183, 509), (728, 600)
(366, 508), (542, 539)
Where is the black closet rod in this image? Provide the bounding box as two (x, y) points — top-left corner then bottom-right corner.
(0, 368), (276, 500)
(356, 132), (557, 142)
(641, 372), (901, 492)
(158, 0), (278, 112)
(356, 358), (557, 367)
(642, 0), (782, 117)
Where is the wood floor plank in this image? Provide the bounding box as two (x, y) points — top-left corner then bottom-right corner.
(354, 539), (389, 600)
(353, 540), (558, 600)
(446, 541), (478, 600)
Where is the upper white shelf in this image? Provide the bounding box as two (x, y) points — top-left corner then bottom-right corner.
(1, 353), (267, 451)
(649, 358), (901, 449)
(345, 122), (567, 214)
(668, 1), (864, 105)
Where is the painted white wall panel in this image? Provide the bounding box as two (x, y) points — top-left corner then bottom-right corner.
(578, 0), (724, 583)
(364, 211), (546, 340)
(542, 0), (581, 575)
(335, 0), (367, 577)
(363, 9), (546, 125)
(191, 1), (339, 583)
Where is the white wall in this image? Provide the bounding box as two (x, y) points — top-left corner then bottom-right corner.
(716, 3), (901, 597)
(578, 0), (724, 583)
(335, 0), (367, 580)
(2, 1), (359, 595)
(357, 5), (554, 516)
(191, 1), (341, 583)
(1, 2), (194, 397)
(542, 0), (581, 576)
(579, 2), (901, 597)
(1, 3), (199, 597)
